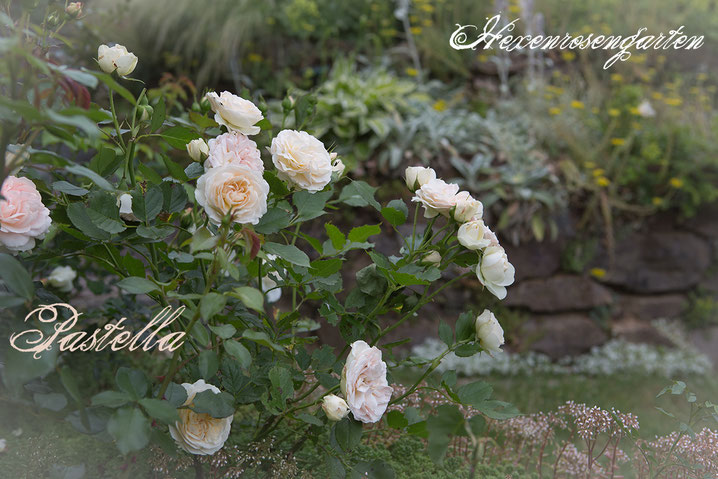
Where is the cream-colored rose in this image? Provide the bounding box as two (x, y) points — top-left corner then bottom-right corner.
(0, 176), (51, 253)
(204, 132), (262, 172)
(205, 91), (263, 136)
(97, 44), (137, 76)
(457, 219), (492, 251)
(412, 178), (460, 218)
(405, 166), (436, 191)
(453, 191), (483, 223)
(117, 193), (138, 222)
(187, 138), (209, 162)
(476, 246), (515, 300)
(169, 379), (233, 455)
(195, 164), (269, 225)
(47, 266), (77, 293)
(422, 250), (442, 265)
(322, 394), (349, 421)
(475, 309), (504, 354)
(637, 100), (656, 118)
(483, 226), (500, 247)
(341, 341), (393, 424)
(271, 130), (332, 192)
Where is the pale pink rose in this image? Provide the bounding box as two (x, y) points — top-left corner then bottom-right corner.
(0, 176), (51, 253)
(169, 379), (233, 455)
(412, 178), (460, 218)
(204, 132), (263, 172)
(195, 164), (269, 225)
(340, 340), (393, 424)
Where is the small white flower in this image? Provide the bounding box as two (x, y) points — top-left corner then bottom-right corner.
(412, 178), (460, 218)
(322, 394), (350, 421)
(187, 138), (209, 162)
(637, 100), (656, 118)
(404, 166), (436, 191)
(453, 191), (483, 223)
(422, 250), (442, 265)
(206, 91), (263, 136)
(457, 219), (492, 250)
(118, 193), (139, 222)
(97, 44), (138, 76)
(476, 246), (515, 300)
(475, 309), (504, 354)
(331, 153), (345, 176)
(47, 266), (77, 293)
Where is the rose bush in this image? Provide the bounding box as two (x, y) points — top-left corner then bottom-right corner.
(0, 11), (519, 477)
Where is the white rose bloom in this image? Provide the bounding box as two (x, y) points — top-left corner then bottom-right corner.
(331, 153), (345, 176)
(205, 91), (263, 136)
(117, 193), (139, 222)
(637, 100), (656, 118)
(457, 219), (492, 250)
(412, 178), (460, 218)
(169, 379), (233, 455)
(475, 309), (504, 354)
(204, 132), (262, 172)
(47, 266), (77, 293)
(422, 250), (442, 265)
(322, 394), (350, 421)
(271, 130), (332, 192)
(483, 226), (500, 247)
(97, 44), (138, 76)
(453, 191), (483, 223)
(476, 246), (515, 300)
(187, 138), (209, 162)
(262, 276), (281, 303)
(405, 166), (436, 191)
(195, 164), (269, 225)
(341, 341), (393, 424)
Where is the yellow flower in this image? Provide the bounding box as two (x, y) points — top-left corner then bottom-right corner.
(419, 3), (434, 12)
(590, 268), (607, 279)
(596, 176), (611, 187)
(610, 73), (623, 83)
(651, 92), (664, 100)
(629, 107), (640, 115)
(423, 19), (433, 27)
(432, 99), (447, 112)
(608, 108), (620, 117)
(571, 100), (585, 109)
(561, 51), (576, 61)
(652, 197), (664, 206)
(247, 53), (263, 63)
(592, 168), (605, 177)
(610, 138), (625, 146)
(669, 177), (684, 188)
(477, 53), (489, 62)
(697, 73), (708, 81)
(664, 97), (683, 106)
(410, 26), (423, 35)
(548, 107), (561, 115)
(508, 4), (521, 13)
(591, 107), (599, 114)
(585, 161), (596, 169)
(406, 67), (418, 77)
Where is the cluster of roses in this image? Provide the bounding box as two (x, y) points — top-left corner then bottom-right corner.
(406, 166), (514, 354)
(184, 90), (344, 227)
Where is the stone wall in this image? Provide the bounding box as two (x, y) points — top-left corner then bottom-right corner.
(501, 204), (718, 360)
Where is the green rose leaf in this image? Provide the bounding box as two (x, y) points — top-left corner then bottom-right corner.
(263, 242), (310, 267)
(115, 367), (149, 399)
(0, 253), (34, 300)
(139, 398), (179, 424)
(91, 390), (132, 408)
(198, 350), (219, 380)
(191, 390), (235, 418)
(107, 407), (151, 455)
(117, 276), (158, 295)
(334, 417), (363, 452)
